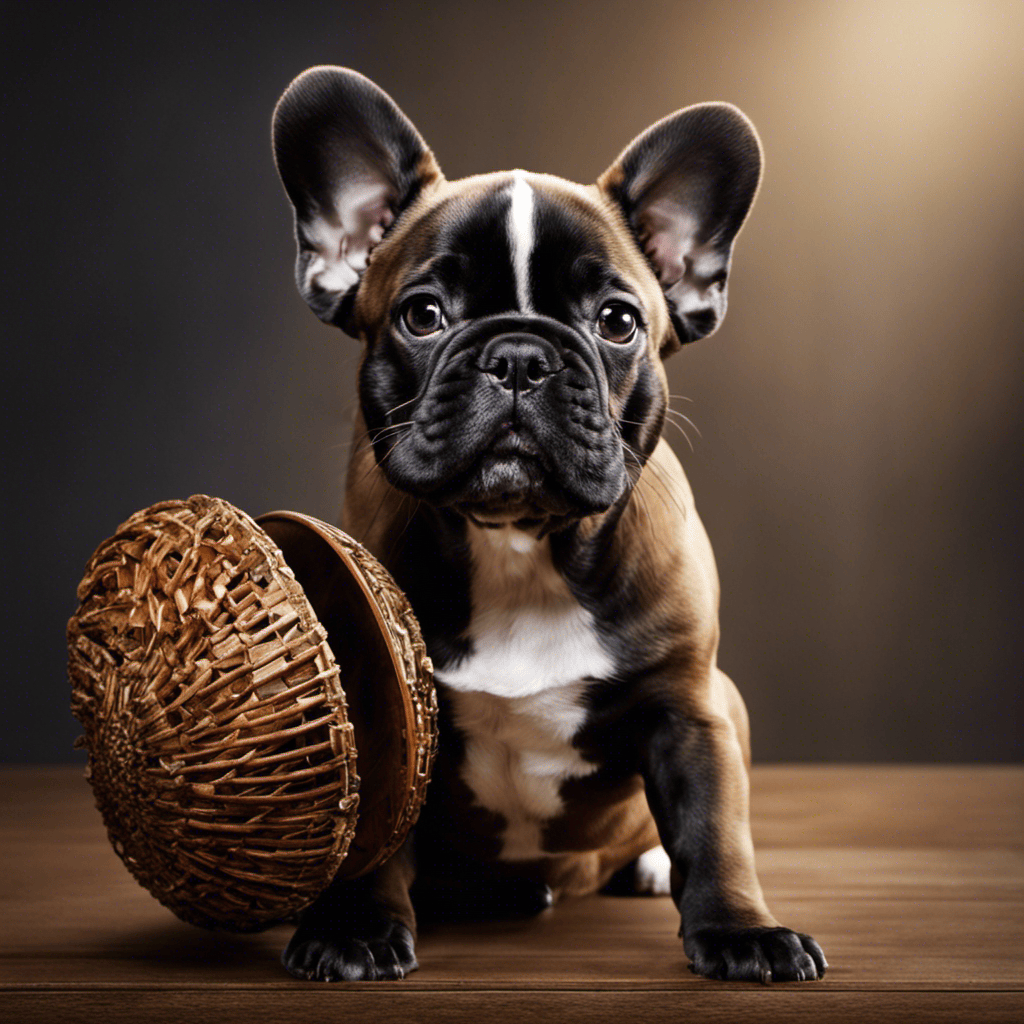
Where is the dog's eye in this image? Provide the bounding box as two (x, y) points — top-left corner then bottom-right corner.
(596, 302), (638, 343)
(402, 296), (445, 337)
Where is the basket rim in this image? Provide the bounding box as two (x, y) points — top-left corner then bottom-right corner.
(257, 508), (424, 878)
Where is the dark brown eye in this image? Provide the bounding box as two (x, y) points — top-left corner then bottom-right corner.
(401, 295), (444, 337)
(596, 302), (638, 343)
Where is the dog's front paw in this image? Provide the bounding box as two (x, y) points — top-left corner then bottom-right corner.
(282, 916), (417, 982)
(685, 926), (827, 983)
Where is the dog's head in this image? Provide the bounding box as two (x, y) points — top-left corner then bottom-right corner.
(273, 67), (761, 528)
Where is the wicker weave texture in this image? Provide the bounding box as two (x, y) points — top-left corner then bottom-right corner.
(68, 496), (359, 931)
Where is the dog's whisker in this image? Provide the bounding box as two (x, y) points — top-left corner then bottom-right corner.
(666, 407), (702, 440)
(649, 411), (694, 452)
(377, 431), (412, 469)
(351, 432), (405, 492)
(628, 448), (690, 522)
(348, 434), (399, 493)
(618, 438), (656, 538)
(619, 436), (663, 550)
(382, 395), (419, 420)
(352, 456), (382, 492)
(618, 405), (700, 453)
(617, 432), (648, 487)
(367, 421), (415, 446)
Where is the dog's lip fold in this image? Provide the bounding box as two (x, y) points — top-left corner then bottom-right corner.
(381, 428), (625, 525)
(377, 396), (626, 517)
(488, 423), (542, 458)
(412, 431), (575, 520)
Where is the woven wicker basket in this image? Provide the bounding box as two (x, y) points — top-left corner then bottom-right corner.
(67, 495), (436, 932)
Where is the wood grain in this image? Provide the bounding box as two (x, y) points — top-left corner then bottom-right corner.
(2, 765), (1021, 1022)
(5, 991), (1023, 1024)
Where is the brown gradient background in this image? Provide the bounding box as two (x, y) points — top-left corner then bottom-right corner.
(5, 0), (1021, 762)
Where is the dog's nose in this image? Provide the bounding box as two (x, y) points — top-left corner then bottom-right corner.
(478, 334), (562, 393)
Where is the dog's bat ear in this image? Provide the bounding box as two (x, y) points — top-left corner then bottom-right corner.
(273, 66), (442, 333)
(598, 103), (762, 355)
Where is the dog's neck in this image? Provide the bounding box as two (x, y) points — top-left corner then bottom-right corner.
(465, 521), (563, 606)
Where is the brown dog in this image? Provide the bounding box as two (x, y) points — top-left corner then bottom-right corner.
(272, 65), (826, 984)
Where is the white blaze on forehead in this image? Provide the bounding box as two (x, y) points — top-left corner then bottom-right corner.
(507, 171), (535, 311)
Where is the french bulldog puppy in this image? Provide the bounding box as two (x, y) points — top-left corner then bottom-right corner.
(272, 66), (826, 984)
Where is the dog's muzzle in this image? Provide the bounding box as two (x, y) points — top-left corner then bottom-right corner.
(366, 313), (628, 520)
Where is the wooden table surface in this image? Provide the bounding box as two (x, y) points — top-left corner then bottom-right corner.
(2, 765), (1021, 1023)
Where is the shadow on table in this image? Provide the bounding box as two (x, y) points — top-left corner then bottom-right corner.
(94, 918), (293, 975)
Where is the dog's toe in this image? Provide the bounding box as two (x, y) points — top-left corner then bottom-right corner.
(762, 929), (825, 982)
(282, 919), (417, 982)
(686, 926), (827, 983)
(367, 923), (418, 980)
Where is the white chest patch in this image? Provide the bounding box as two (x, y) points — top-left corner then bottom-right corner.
(435, 525), (614, 860)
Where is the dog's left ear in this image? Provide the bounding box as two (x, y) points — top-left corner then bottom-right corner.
(273, 66), (442, 333)
(598, 103), (762, 354)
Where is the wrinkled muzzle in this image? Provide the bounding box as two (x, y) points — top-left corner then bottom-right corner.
(366, 313), (629, 521)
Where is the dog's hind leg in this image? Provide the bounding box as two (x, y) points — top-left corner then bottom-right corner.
(602, 844), (673, 896)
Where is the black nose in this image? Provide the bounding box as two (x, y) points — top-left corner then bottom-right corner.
(478, 334), (562, 393)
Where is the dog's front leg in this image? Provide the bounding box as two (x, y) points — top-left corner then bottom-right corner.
(642, 701), (827, 983)
(281, 840), (417, 981)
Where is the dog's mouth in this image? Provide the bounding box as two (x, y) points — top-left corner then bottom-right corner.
(451, 424), (575, 523)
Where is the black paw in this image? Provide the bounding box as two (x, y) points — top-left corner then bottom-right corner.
(685, 926), (827, 983)
(282, 916), (417, 982)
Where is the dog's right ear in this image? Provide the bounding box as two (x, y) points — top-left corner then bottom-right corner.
(273, 66), (442, 333)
